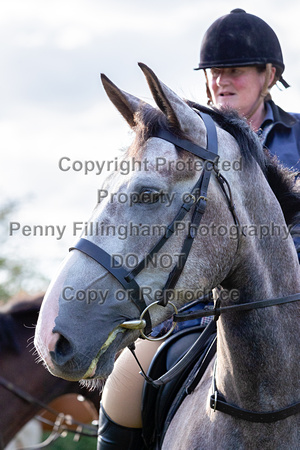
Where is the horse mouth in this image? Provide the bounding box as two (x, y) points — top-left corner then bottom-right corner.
(82, 326), (127, 379)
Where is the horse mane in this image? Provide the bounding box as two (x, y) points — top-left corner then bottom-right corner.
(0, 295), (43, 353)
(131, 100), (300, 228)
(130, 105), (187, 157)
(187, 101), (300, 228)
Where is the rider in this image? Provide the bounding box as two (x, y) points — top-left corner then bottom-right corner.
(97, 9), (300, 449)
(195, 8), (300, 171)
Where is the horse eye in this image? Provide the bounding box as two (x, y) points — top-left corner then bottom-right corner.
(138, 189), (161, 204)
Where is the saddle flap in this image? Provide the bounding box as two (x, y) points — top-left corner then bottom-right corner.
(142, 324), (216, 448)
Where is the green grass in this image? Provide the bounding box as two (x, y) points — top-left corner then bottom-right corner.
(41, 431), (97, 449)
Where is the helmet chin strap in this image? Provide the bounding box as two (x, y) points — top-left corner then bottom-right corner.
(204, 64), (275, 122)
(204, 69), (213, 106)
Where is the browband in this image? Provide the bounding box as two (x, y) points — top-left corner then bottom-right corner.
(70, 111), (218, 337)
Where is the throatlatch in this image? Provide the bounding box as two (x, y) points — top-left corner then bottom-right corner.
(70, 110), (225, 337)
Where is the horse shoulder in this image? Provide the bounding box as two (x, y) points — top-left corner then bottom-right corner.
(162, 357), (215, 450)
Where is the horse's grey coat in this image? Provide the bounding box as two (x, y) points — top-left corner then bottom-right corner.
(35, 64), (300, 449)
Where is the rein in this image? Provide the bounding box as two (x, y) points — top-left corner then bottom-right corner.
(130, 291), (300, 385)
(0, 375), (98, 443)
(134, 291), (300, 424)
(174, 291), (300, 423)
(173, 291), (300, 322)
(69, 108), (300, 424)
(70, 110), (240, 337)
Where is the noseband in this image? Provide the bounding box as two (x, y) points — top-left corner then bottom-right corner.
(70, 111), (239, 336)
(69, 110), (300, 424)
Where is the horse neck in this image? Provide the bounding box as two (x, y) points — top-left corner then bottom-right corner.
(215, 173), (300, 410)
(217, 259), (300, 411)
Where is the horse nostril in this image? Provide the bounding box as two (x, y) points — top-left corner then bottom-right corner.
(50, 333), (75, 366)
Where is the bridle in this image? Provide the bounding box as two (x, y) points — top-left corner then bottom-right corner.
(0, 375), (98, 447)
(70, 110), (240, 337)
(174, 291), (300, 423)
(69, 108), (300, 424)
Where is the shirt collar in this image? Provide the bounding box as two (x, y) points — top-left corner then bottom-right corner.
(261, 102), (274, 127)
(264, 100), (296, 128)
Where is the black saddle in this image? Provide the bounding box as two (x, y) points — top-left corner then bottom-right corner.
(141, 321), (217, 449)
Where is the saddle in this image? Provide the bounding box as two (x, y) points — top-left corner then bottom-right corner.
(141, 321), (217, 449)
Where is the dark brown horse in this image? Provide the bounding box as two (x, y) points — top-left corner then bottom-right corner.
(0, 295), (100, 448)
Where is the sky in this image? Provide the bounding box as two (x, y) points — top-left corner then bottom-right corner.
(1, 0), (300, 292)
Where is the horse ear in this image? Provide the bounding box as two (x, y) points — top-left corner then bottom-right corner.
(100, 73), (144, 128)
(138, 63), (200, 134)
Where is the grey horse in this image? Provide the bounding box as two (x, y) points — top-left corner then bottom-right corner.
(35, 64), (300, 449)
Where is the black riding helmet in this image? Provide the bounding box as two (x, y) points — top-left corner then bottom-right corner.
(195, 9), (289, 88)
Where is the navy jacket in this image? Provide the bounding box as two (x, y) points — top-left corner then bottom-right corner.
(260, 100), (300, 171)
(260, 101), (300, 260)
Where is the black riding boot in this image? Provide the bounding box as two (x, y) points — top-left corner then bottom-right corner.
(97, 404), (144, 450)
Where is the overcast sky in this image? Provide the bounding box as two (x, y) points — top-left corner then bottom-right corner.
(1, 0), (300, 291)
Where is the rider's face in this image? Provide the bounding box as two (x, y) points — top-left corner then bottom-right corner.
(207, 66), (266, 117)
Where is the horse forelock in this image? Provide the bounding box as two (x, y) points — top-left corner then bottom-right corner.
(129, 100), (265, 169)
(128, 106), (188, 157)
(120, 106), (201, 180)
(119, 99), (300, 226)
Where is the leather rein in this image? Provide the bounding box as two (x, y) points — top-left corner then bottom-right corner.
(69, 110), (300, 423)
(0, 375), (98, 445)
(174, 292), (300, 423)
(70, 110), (239, 334)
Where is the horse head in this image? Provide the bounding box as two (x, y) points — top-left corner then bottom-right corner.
(34, 64), (291, 383)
